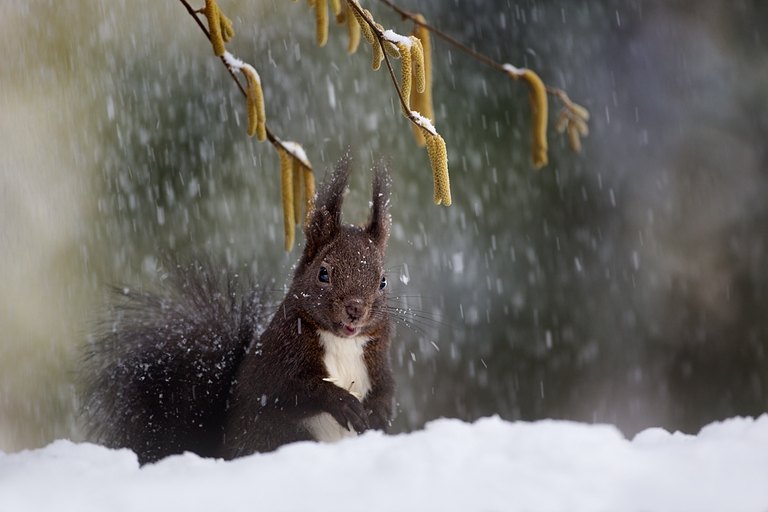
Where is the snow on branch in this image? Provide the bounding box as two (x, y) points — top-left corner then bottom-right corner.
(178, 0), (593, 239)
(375, 0), (591, 168)
(382, 29), (412, 48)
(222, 52), (266, 141)
(342, 0), (450, 206)
(178, 0), (317, 251)
(410, 14), (434, 147)
(410, 111), (436, 136)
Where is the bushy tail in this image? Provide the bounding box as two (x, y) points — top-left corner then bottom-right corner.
(81, 262), (267, 464)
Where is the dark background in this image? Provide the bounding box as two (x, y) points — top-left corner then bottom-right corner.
(1, 0), (767, 449)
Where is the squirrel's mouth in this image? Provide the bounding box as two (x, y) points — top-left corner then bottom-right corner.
(340, 323), (360, 337)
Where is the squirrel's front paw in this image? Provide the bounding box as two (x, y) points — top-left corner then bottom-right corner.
(325, 390), (369, 434)
(366, 407), (391, 432)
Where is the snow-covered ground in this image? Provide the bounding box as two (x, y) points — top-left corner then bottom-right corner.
(1, 415), (767, 512)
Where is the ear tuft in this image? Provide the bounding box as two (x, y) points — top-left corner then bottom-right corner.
(367, 161), (392, 250)
(302, 154), (353, 260)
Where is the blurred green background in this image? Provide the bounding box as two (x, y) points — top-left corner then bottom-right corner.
(1, 0), (767, 450)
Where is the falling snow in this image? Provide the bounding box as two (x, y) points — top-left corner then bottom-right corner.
(2, 0), (768, 490)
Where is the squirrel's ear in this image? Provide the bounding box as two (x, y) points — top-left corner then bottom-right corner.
(303, 154), (352, 258)
(366, 161), (391, 250)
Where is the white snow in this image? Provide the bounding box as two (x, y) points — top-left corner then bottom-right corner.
(410, 110), (437, 135)
(382, 29), (412, 49)
(502, 63), (525, 77)
(279, 140), (311, 168)
(2, 415), (768, 512)
(222, 50), (261, 84)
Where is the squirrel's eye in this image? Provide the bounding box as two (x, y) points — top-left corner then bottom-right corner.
(318, 266), (330, 283)
(379, 276), (387, 290)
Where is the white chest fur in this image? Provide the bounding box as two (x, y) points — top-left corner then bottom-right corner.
(303, 330), (372, 443)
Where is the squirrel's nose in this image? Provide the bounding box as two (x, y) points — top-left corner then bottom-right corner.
(345, 300), (364, 322)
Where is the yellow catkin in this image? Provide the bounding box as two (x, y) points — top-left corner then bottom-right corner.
(410, 15), (433, 146)
(355, 12), (373, 44)
(374, 20), (399, 58)
(292, 158), (303, 226)
(351, 2), (374, 45)
(256, 97), (267, 141)
(256, 91), (267, 142)
(411, 112), (427, 146)
(573, 116), (589, 137)
(570, 102), (590, 121)
(315, 0), (329, 47)
(397, 41), (412, 113)
(278, 149), (296, 251)
(410, 36), (425, 94)
(384, 41), (400, 57)
(425, 133), (451, 206)
(522, 69), (548, 169)
(344, 6), (360, 53)
(330, 0), (342, 18)
(219, 12), (234, 42)
(243, 67), (266, 141)
(203, 0), (226, 56)
(244, 72), (258, 137)
(254, 78), (266, 141)
(371, 39), (384, 70)
(358, 10), (384, 69)
(302, 164), (316, 225)
(365, 11), (378, 31)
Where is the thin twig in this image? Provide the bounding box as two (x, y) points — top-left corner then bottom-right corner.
(177, 0), (310, 167)
(374, 0), (570, 100)
(377, 0), (502, 72)
(380, 42), (411, 114)
(344, 0), (432, 136)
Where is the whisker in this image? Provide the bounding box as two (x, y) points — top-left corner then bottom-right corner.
(374, 303), (453, 340)
(382, 305), (451, 328)
(386, 313), (447, 331)
(387, 316), (445, 351)
(386, 293), (443, 301)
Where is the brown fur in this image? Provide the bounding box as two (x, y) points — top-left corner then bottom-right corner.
(223, 156), (393, 457)
(82, 156), (394, 463)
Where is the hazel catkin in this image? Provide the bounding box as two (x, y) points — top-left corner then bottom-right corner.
(278, 149), (296, 250)
(425, 132), (451, 206)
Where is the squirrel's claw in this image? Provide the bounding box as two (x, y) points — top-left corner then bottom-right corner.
(325, 389), (369, 434)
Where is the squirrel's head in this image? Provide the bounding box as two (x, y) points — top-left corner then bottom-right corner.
(291, 155), (391, 339)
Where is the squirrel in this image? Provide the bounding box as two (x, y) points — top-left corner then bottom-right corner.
(82, 156), (394, 464)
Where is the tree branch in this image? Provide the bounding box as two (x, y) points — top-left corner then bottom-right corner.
(177, 0), (311, 168)
(344, 0), (433, 136)
(374, 0), (576, 103)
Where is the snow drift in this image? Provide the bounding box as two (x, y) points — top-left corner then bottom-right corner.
(2, 415), (767, 512)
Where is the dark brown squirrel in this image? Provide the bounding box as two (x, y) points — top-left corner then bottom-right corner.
(82, 156), (394, 464)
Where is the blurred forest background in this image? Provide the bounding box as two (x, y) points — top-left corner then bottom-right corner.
(1, 0), (767, 451)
